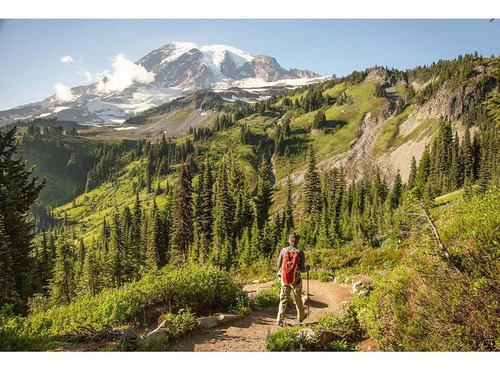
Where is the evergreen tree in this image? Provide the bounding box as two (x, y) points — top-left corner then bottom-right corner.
(172, 163), (194, 261)
(408, 156), (417, 188)
(304, 147), (322, 215)
(254, 156), (273, 229)
(50, 234), (75, 305)
(283, 173), (294, 232)
(82, 245), (99, 296)
(107, 209), (126, 287)
(390, 171), (403, 209)
(130, 193), (143, 278)
(200, 158), (214, 243)
(0, 127), (45, 308)
(0, 214), (14, 305)
(312, 110), (326, 129)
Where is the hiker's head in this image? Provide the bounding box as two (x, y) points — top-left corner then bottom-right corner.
(289, 232), (300, 248)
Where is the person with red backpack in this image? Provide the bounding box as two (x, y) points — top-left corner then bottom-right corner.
(276, 231), (310, 327)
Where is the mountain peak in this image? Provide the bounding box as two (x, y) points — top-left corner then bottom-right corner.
(0, 42), (324, 126)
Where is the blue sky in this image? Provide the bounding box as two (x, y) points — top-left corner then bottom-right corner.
(0, 19), (499, 111)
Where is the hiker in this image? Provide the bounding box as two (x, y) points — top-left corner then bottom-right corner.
(276, 231), (310, 327)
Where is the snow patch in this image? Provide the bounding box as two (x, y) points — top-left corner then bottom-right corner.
(52, 106), (71, 113)
(114, 126), (138, 131)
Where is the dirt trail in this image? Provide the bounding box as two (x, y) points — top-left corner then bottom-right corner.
(168, 280), (354, 352)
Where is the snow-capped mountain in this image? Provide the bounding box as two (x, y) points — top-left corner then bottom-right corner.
(0, 42), (329, 126)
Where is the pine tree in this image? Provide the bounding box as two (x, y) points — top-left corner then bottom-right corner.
(82, 245), (99, 296)
(283, 173), (294, 232)
(50, 235), (75, 305)
(146, 200), (160, 269)
(0, 214), (14, 305)
(408, 156), (417, 188)
(390, 171), (403, 209)
(172, 163), (194, 262)
(254, 156), (273, 229)
(304, 147), (322, 215)
(107, 209), (125, 287)
(0, 127), (45, 308)
(130, 193), (143, 278)
(200, 158), (214, 243)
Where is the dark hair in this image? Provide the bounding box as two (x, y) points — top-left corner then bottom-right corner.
(289, 232), (300, 248)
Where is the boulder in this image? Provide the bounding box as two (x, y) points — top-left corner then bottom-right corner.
(119, 328), (139, 351)
(200, 316), (218, 328)
(296, 328), (318, 344)
(215, 313), (240, 325)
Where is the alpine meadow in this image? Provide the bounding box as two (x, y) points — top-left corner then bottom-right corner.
(0, 20), (499, 353)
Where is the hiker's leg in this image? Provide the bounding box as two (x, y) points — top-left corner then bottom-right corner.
(293, 280), (305, 322)
(276, 284), (291, 325)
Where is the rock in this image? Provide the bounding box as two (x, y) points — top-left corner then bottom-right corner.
(358, 289), (368, 297)
(296, 328), (318, 344)
(251, 280), (259, 284)
(119, 328), (139, 351)
(200, 316), (218, 328)
(351, 281), (362, 294)
(146, 328), (168, 343)
(215, 313), (240, 325)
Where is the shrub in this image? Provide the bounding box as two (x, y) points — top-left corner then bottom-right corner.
(157, 309), (200, 339)
(26, 265), (239, 337)
(365, 188), (500, 351)
(0, 304), (51, 351)
(266, 305), (363, 351)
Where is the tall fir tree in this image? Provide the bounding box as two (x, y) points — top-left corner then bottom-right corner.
(50, 234), (75, 305)
(0, 127), (45, 308)
(254, 156), (273, 229)
(107, 208), (126, 288)
(172, 162), (194, 261)
(304, 146), (322, 215)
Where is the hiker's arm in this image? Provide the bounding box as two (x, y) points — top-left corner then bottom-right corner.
(300, 251), (307, 272)
(277, 250), (283, 269)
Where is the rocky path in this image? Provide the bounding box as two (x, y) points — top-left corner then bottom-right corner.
(168, 280), (355, 352)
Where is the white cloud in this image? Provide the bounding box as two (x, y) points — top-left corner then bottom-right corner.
(54, 82), (76, 102)
(96, 54), (154, 93)
(78, 69), (95, 83)
(60, 55), (74, 63)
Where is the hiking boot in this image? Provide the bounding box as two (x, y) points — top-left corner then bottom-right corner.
(297, 313), (308, 324)
(275, 322), (286, 330)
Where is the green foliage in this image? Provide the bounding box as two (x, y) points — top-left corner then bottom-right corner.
(365, 187), (500, 351)
(0, 304), (51, 351)
(26, 265), (239, 337)
(266, 305), (362, 351)
(266, 326), (306, 351)
(157, 309), (200, 339)
(248, 286), (281, 309)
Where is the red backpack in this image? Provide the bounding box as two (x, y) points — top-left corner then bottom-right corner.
(282, 248), (300, 284)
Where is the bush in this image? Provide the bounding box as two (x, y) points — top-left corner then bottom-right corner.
(26, 265), (239, 337)
(365, 188), (500, 351)
(157, 309), (200, 339)
(266, 304), (363, 351)
(0, 304), (51, 351)
(266, 326), (306, 351)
